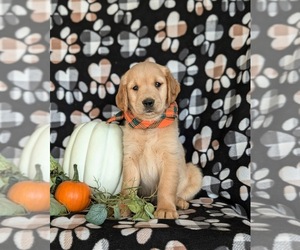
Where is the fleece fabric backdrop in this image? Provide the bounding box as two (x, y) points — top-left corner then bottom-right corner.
(50, 0), (251, 217)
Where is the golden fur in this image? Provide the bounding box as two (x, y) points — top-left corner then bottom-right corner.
(116, 61), (202, 219)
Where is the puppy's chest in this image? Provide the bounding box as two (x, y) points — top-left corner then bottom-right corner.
(126, 129), (163, 189)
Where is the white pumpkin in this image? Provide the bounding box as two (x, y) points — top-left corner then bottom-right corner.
(62, 121), (123, 195)
(19, 124), (50, 181)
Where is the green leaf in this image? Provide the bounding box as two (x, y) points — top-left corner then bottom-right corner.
(0, 154), (18, 172)
(50, 196), (67, 216)
(127, 200), (143, 214)
(85, 204), (108, 225)
(113, 205), (121, 220)
(0, 195), (27, 215)
(144, 203), (155, 219)
(132, 211), (149, 221)
(50, 155), (64, 173)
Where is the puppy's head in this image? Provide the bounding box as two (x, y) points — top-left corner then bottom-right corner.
(116, 62), (180, 120)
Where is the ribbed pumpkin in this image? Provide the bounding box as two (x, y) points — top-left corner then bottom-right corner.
(7, 165), (50, 212)
(19, 124), (50, 182)
(55, 164), (91, 212)
(62, 121), (123, 194)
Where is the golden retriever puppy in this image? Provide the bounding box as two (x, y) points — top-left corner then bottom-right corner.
(114, 61), (202, 219)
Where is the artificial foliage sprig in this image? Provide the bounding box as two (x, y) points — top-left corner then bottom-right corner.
(49, 157), (157, 224)
(86, 180), (156, 225)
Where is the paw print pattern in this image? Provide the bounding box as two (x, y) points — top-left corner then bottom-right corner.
(0, 27), (46, 64)
(179, 88), (208, 131)
(279, 162), (300, 201)
(211, 89), (242, 129)
(50, 27), (81, 64)
(55, 67), (83, 104)
(254, 0), (294, 17)
(221, 0), (247, 17)
(27, 0), (50, 23)
(149, 0), (176, 10)
(0, 3), (27, 30)
(201, 162), (234, 199)
(113, 220), (169, 245)
(205, 54), (236, 93)
(80, 19), (114, 56)
(88, 59), (120, 99)
(193, 14), (224, 57)
(236, 165), (251, 201)
(251, 89), (286, 129)
(118, 20), (151, 58)
(279, 48), (300, 84)
(187, 0), (213, 16)
(236, 49), (251, 85)
(71, 100), (101, 125)
(155, 11), (187, 53)
(166, 49), (199, 86)
(51, 0), (68, 28)
(229, 13), (251, 50)
(51, 102), (67, 129)
(176, 217), (230, 231)
(260, 117), (300, 160)
(192, 126), (219, 168)
(268, 13), (300, 51)
(224, 130), (248, 160)
(68, 0), (101, 23)
(251, 162), (274, 200)
(8, 68), (49, 105)
(251, 54), (278, 91)
(107, 0), (140, 24)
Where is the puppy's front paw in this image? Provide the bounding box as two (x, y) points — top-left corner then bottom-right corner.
(154, 208), (179, 219)
(176, 197), (189, 210)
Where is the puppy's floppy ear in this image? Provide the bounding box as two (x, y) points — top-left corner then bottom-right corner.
(116, 73), (128, 111)
(163, 66), (181, 105)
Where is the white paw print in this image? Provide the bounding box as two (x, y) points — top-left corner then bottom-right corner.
(154, 11), (187, 53)
(118, 19), (151, 58)
(0, 3), (27, 30)
(70, 100), (101, 125)
(251, 54), (278, 91)
(193, 14), (224, 57)
(0, 27), (46, 64)
(211, 89), (242, 129)
(149, 0), (176, 10)
(166, 49), (199, 86)
(202, 162), (234, 199)
(80, 19), (114, 56)
(205, 54), (236, 93)
(192, 126), (219, 168)
(55, 67), (83, 104)
(187, 0), (213, 16)
(107, 0), (140, 24)
(8, 68), (49, 105)
(50, 27), (81, 64)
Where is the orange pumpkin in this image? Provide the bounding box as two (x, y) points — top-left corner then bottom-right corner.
(7, 181), (50, 212)
(54, 164), (91, 212)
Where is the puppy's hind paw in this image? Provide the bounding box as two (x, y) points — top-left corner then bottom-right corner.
(154, 208), (179, 219)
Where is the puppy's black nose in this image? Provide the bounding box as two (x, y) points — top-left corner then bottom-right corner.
(142, 98), (155, 108)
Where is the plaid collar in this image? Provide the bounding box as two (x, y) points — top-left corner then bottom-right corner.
(107, 102), (178, 129)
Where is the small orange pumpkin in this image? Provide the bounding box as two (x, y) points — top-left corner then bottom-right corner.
(55, 164), (91, 212)
(7, 165), (50, 212)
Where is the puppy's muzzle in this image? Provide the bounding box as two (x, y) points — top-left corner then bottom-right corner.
(142, 98), (155, 108)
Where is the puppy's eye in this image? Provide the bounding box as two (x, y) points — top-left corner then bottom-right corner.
(155, 82), (162, 88)
(132, 85), (139, 91)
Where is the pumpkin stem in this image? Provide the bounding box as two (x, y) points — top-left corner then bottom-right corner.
(34, 164), (44, 181)
(72, 164), (80, 182)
